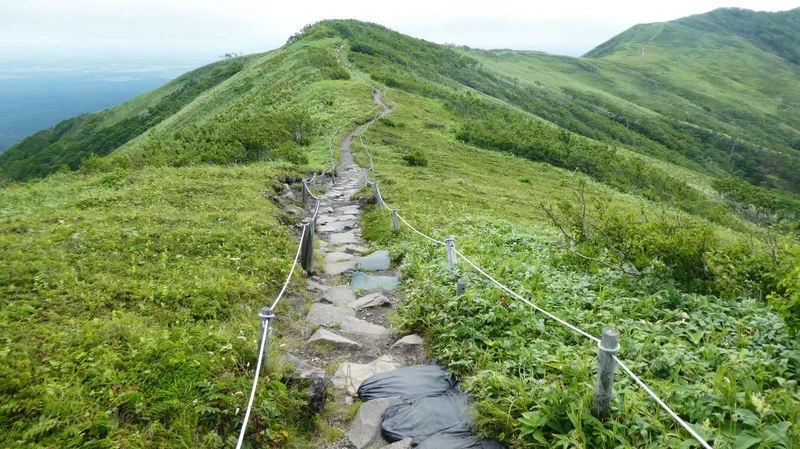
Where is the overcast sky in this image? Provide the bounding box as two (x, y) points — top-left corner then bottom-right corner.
(1, 0), (797, 64)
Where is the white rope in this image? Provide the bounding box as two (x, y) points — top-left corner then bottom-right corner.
(235, 321), (270, 449)
(270, 223), (307, 310)
(396, 213), (446, 245)
(341, 74), (711, 449)
(454, 248), (600, 343)
(614, 356), (713, 449)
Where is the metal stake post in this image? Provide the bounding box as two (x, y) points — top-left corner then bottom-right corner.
(302, 181), (308, 205)
(257, 307), (275, 376)
(445, 236), (457, 270)
(374, 183), (383, 207)
(456, 278), (467, 295)
(302, 219), (315, 274)
(592, 327), (620, 419)
(392, 209), (399, 232)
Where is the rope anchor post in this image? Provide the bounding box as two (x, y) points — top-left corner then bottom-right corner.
(301, 219), (316, 274)
(592, 327), (620, 419)
(392, 208), (399, 232)
(374, 182), (383, 207)
(257, 307), (275, 377)
(445, 236), (457, 271)
(363, 168), (369, 187)
(456, 277), (467, 295)
(302, 180), (309, 205)
(321, 172), (326, 186)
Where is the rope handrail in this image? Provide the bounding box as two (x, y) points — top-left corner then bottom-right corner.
(235, 322), (270, 449)
(354, 86), (712, 449)
(236, 221), (307, 448)
(454, 248), (601, 343)
(614, 356), (713, 449)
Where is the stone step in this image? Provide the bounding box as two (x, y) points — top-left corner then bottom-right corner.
(322, 286), (356, 306)
(332, 355), (397, 396)
(330, 231), (360, 245)
(307, 303), (355, 326)
(307, 328), (362, 350)
(357, 250), (391, 271)
(350, 292), (391, 310)
(345, 398), (394, 449)
(324, 252), (354, 264)
(324, 260), (357, 276)
(351, 272), (400, 290)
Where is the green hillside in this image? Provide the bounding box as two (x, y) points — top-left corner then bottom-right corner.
(1, 9), (800, 449)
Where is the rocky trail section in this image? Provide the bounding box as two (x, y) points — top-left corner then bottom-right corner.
(274, 91), (426, 449)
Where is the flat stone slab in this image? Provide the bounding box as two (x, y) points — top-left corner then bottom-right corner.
(339, 205), (361, 215)
(391, 334), (425, 356)
(318, 222), (355, 233)
(325, 260), (357, 275)
(317, 215), (338, 225)
(322, 286), (357, 306)
(305, 279), (329, 292)
(350, 272), (400, 291)
(324, 252), (354, 264)
(333, 214), (358, 221)
(307, 329), (362, 350)
(357, 250), (391, 271)
(307, 303), (355, 326)
(340, 316), (390, 337)
(343, 244), (370, 255)
(332, 355), (397, 395)
(329, 231), (360, 245)
(346, 398), (394, 449)
(385, 439), (413, 449)
(350, 292), (391, 310)
(282, 353), (324, 379)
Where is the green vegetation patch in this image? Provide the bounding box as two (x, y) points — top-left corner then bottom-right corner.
(0, 164), (317, 447)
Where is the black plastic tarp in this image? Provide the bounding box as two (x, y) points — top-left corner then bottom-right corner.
(357, 365), (504, 449)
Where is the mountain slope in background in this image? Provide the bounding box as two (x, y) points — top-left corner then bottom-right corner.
(0, 56), (256, 180)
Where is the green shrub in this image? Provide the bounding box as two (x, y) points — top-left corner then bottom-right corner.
(271, 143), (309, 165)
(402, 148), (428, 167)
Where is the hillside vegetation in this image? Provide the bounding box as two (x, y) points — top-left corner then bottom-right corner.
(1, 8), (800, 449)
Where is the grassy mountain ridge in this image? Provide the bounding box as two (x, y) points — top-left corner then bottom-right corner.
(1, 10), (800, 449)
(0, 55), (261, 181)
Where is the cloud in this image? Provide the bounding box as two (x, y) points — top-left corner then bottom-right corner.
(1, 0), (797, 59)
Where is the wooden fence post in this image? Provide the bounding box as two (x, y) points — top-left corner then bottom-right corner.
(445, 236), (456, 270)
(592, 327), (619, 419)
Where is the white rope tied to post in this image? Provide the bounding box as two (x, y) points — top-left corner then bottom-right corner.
(614, 356), (713, 449)
(396, 213), (446, 245)
(235, 317), (270, 449)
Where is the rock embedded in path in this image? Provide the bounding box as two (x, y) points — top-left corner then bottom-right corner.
(307, 328), (362, 350)
(324, 260), (357, 276)
(322, 286), (357, 307)
(350, 272), (400, 291)
(307, 303), (354, 327)
(357, 250), (391, 271)
(350, 292), (391, 310)
(384, 439), (413, 449)
(390, 335), (425, 361)
(345, 398), (394, 449)
(340, 316), (390, 338)
(282, 354), (326, 413)
(329, 231), (359, 245)
(343, 244), (370, 255)
(324, 251), (354, 263)
(332, 355), (398, 396)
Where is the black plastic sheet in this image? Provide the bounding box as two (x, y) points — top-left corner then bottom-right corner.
(357, 365), (504, 448)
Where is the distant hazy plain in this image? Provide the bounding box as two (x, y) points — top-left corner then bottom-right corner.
(0, 58), (211, 152)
